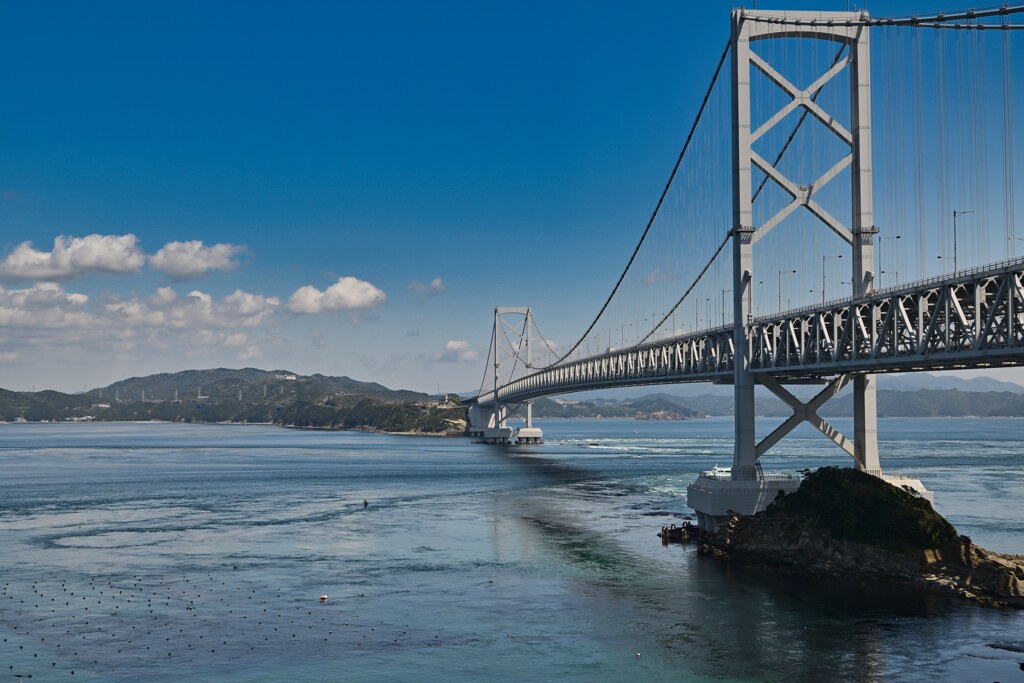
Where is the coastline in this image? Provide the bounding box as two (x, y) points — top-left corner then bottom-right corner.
(0, 418), (466, 437)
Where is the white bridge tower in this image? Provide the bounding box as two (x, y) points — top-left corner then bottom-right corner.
(688, 8), (931, 532)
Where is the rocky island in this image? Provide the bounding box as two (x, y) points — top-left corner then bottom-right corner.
(699, 467), (1024, 608)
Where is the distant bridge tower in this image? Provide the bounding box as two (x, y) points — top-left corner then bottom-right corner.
(467, 307), (543, 445)
(688, 8), (928, 531)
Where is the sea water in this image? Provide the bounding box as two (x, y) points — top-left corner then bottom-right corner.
(0, 418), (1021, 682)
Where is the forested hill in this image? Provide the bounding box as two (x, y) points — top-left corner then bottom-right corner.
(87, 367), (428, 403)
(0, 368), (465, 434)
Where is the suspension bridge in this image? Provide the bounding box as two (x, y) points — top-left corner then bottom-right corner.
(467, 6), (1024, 531)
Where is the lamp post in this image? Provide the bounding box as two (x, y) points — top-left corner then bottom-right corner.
(878, 234), (900, 289)
(721, 289), (732, 326)
(777, 269), (796, 312)
(822, 254), (843, 305)
(1009, 236), (1024, 260)
(952, 209), (972, 276)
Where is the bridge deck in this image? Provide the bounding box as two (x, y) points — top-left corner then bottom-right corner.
(476, 258), (1024, 407)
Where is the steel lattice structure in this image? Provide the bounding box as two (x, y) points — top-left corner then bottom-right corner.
(476, 256), (1024, 409)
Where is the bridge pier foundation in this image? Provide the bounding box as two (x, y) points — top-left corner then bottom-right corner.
(688, 372), (933, 533)
(468, 402), (544, 444)
(688, 471), (802, 533)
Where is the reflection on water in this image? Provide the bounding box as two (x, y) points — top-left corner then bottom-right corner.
(0, 419), (1022, 682)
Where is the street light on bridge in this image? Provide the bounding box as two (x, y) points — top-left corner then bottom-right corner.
(777, 270), (796, 312)
(939, 209), (972, 277)
(822, 254), (843, 305)
(878, 234), (901, 289)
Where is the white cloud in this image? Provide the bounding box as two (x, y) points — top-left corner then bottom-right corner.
(0, 351), (19, 363)
(103, 288), (279, 330)
(0, 282), (93, 328)
(0, 234), (146, 281)
(434, 340), (479, 363)
(150, 240), (245, 279)
(287, 276), (386, 314)
(408, 277), (447, 294)
(224, 333), (248, 347)
(238, 345), (261, 361)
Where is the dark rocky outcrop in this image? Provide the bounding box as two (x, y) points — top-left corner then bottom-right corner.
(699, 467), (1024, 608)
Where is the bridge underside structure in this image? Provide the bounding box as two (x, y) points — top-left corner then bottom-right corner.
(478, 259), (1024, 404)
(469, 6), (1024, 531)
(474, 257), (1024, 524)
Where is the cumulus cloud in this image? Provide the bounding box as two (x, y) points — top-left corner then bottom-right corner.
(0, 280), (296, 384)
(408, 277), (447, 294)
(103, 288), (279, 330)
(286, 276), (386, 314)
(223, 333), (248, 347)
(0, 234), (145, 281)
(150, 240), (245, 279)
(238, 345), (261, 361)
(434, 340), (478, 363)
(0, 282), (92, 328)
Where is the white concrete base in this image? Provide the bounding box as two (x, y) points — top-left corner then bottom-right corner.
(514, 427), (543, 444)
(687, 471), (802, 533)
(482, 427), (515, 444)
(882, 474), (935, 506)
(688, 469), (937, 533)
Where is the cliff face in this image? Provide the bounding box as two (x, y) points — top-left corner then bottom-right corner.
(701, 467), (1024, 608)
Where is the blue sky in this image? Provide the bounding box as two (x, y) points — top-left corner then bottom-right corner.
(0, 0), (1018, 393)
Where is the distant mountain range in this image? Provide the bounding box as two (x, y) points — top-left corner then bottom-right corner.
(0, 368), (465, 434)
(530, 389), (1024, 419)
(547, 372), (1024, 401)
(527, 376), (1024, 418)
(5, 369), (1024, 428)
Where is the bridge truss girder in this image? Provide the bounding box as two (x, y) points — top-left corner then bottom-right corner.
(476, 259), (1024, 455)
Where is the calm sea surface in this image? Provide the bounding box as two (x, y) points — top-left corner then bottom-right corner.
(1, 417), (1022, 682)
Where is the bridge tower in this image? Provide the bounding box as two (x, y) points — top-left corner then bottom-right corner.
(689, 8), (928, 531)
(469, 306), (544, 445)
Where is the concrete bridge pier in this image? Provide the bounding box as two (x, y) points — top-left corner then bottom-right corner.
(515, 400), (544, 444)
(468, 400), (543, 444)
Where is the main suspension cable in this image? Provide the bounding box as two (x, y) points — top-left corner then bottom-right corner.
(637, 230), (732, 346)
(543, 38), (732, 368)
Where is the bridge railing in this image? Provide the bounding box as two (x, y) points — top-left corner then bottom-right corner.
(762, 255), (1024, 323)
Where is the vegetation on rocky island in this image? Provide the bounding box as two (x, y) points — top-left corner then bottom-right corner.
(702, 467), (1024, 608)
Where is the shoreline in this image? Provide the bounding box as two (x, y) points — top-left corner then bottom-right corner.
(0, 418), (467, 438)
